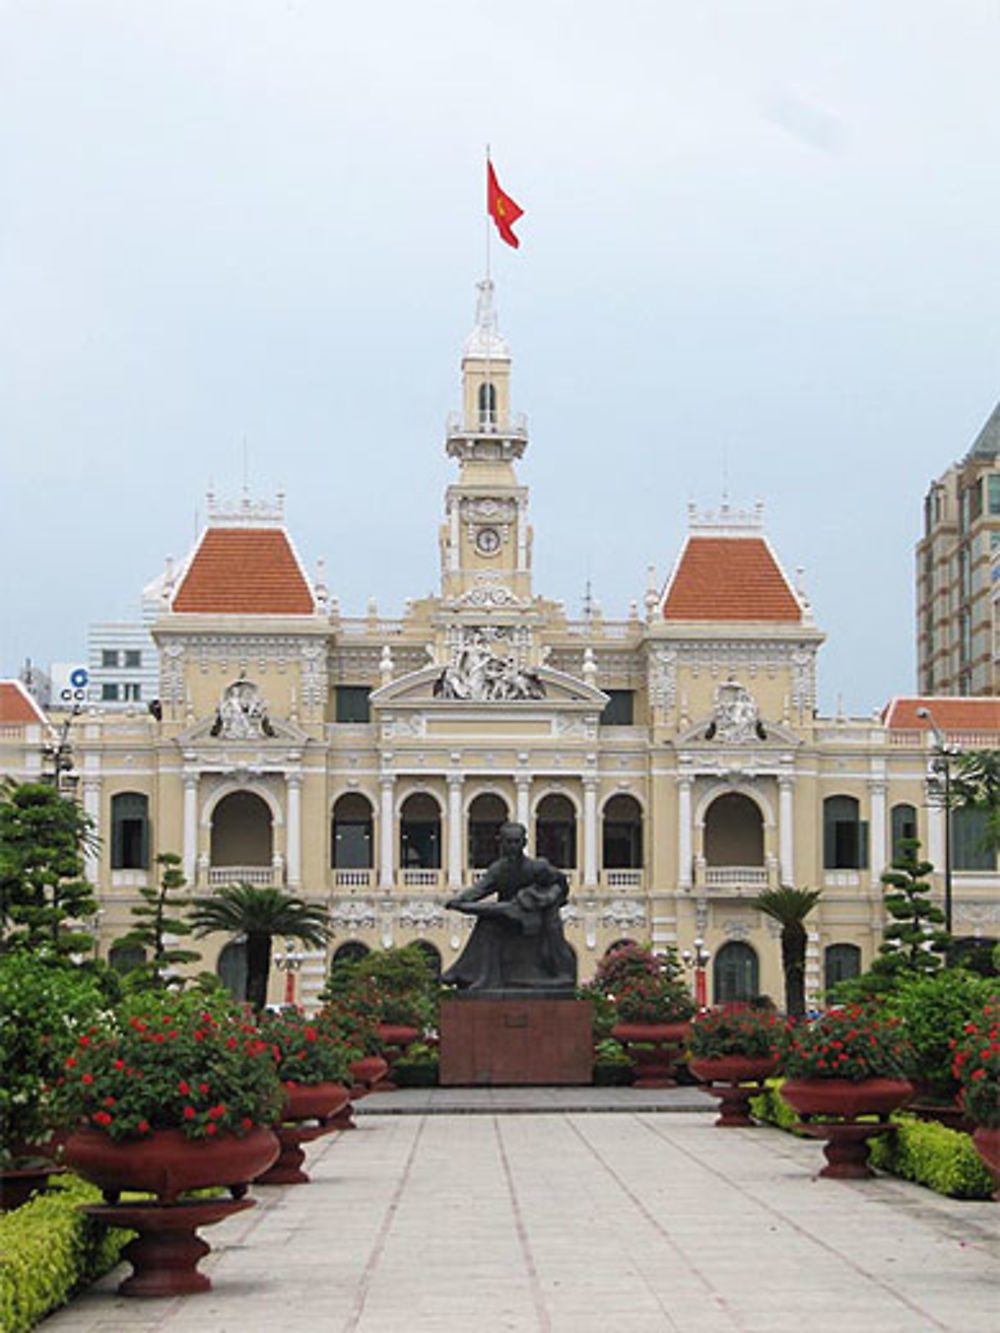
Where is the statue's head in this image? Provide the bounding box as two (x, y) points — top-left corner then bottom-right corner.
(499, 821), (527, 861)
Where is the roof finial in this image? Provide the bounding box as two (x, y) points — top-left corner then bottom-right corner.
(464, 278), (510, 359)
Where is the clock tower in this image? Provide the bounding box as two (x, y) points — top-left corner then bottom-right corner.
(439, 280), (533, 609)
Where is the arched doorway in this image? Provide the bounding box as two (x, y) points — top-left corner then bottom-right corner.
(332, 793), (374, 869)
(468, 793), (509, 869)
(704, 793), (764, 866)
(535, 794), (576, 869)
(210, 791), (273, 867)
(400, 793), (441, 869)
(824, 942), (861, 994)
(713, 941), (759, 1003)
(217, 939), (248, 1001)
(602, 794), (643, 869)
(331, 940), (370, 971)
(413, 940), (443, 980)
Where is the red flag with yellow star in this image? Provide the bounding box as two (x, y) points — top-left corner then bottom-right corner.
(487, 160), (523, 249)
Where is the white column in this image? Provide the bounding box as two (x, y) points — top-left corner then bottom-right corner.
(779, 776), (795, 885)
(449, 501), (460, 571)
(183, 775), (199, 887)
(379, 776), (395, 888)
(678, 776), (693, 889)
(286, 773), (302, 888)
(447, 775), (464, 889)
(516, 498), (527, 570)
(927, 800), (944, 871)
(582, 778), (598, 887)
(82, 778), (101, 885)
(868, 779), (887, 885)
(515, 776), (531, 833)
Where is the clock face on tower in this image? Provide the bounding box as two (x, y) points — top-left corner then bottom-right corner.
(475, 526), (501, 555)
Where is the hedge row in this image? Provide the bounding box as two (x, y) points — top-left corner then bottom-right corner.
(0, 1175), (133, 1333)
(748, 1083), (994, 1200)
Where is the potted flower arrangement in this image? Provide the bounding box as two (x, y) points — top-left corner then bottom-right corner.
(54, 990), (282, 1204)
(950, 1000), (1000, 1187)
(688, 1007), (790, 1127)
(318, 981), (389, 1096)
(779, 1002), (915, 1177)
(0, 953), (107, 1209)
(253, 1007), (356, 1184)
(589, 944), (695, 1087)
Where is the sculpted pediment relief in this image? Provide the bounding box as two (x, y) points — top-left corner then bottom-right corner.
(673, 715), (801, 748)
(370, 664), (607, 710)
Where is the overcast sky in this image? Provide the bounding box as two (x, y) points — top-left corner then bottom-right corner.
(2, 1), (998, 714)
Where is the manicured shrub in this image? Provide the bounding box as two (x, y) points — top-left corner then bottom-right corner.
(0, 1175), (132, 1333)
(885, 970), (997, 1103)
(868, 1115), (994, 1199)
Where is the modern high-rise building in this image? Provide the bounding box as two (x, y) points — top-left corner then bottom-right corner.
(916, 402), (1000, 695)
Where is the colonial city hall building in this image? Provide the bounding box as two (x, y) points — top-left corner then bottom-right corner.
(3, 283), (999, 1007)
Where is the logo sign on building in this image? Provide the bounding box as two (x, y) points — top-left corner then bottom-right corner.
(50, 663), (89, 709)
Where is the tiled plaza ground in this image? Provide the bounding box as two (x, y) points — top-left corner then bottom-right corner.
(42, 1093), (997, 1333)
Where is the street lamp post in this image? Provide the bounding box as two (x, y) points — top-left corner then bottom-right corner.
(916, 706), (955, 935)
(682, 938), (712, 1008)
(274, 939), (305, 1006)
(41, 704), (82, 793)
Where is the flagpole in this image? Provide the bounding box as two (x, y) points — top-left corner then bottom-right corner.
(484, 145), (493, 429)
(485, 144), (492, 283)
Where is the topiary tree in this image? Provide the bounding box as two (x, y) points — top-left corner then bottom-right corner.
(752, 886), (821, 1018)
(190, 883), (330, 1012)
(0, 781), (97, 959)
(112, 852), (201, 989)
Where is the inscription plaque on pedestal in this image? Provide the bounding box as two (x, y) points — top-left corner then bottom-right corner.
(439, 997), (592, 1086)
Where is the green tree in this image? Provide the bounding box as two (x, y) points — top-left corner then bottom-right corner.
(951, 749), (1000, 852)
(752, 886), (822, 1018)
(113, 852), (201, 989)
(190, 883), (330, 1012)
(0, 781), (97, 958)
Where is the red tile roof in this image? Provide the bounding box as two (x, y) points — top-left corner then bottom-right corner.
(883, 697), (1000, 731)
(662, 537), (802, 622)
(0, 681), (47, 724)
(172, 528), (315, 615)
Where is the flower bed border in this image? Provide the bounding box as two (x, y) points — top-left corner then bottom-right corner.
(0, 1175), (133, 1333)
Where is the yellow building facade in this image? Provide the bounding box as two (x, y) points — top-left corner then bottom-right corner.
(4, 283), (999, 1007)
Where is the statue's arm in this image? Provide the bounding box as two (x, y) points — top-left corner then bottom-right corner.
(446, 866), (497, 910)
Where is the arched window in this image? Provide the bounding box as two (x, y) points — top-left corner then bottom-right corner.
(948, 935), (1000, 975)
(824, 943), (861, 994)
(535, 794), (576, 870)
(890, 804), (918, 862)
(605, 938), (638, 956)
(823, 796), (868, 870)
(478, 381), (496, 425)
(713, 942), (759, 1004)
(953, 807), (995, 870)
(217, 939), (248, 1001)
(467, 793), (509, 869)
(332, 793), (374, 869)
(210, 791), (273, 866)
(400, 793), (441, 869)
(332, 940), (370, 970)
(108, 942), (146, 975)
(111, 792), (150, 869)
(413, 940), (442, 980)
(602, 794), (643, 869)
(704, 793), (764, 866)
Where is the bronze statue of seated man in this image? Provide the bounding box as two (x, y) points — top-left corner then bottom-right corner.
(442, 821), (577, 993)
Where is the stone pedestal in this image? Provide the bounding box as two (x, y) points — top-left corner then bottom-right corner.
(439, 996), (592, 1086)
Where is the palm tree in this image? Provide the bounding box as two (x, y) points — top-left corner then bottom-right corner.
(190, 883), (330, 1012)
(752, 886), (822, 1018)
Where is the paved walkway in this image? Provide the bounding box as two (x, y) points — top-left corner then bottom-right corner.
(42, 1098), (997, 1333)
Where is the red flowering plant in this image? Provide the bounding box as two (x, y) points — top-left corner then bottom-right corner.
(257, 1007), (356, 1088)
(51, 990), (283, 1143)
(585, 943), (695, 1025)
(950, 1001), (1000, 1128)
(688, 1007), (791, 1061)
(315, 983), (383, 1056)
(780, 1003), (913, 1082)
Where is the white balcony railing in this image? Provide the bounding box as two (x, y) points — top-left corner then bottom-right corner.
(601, 869), (644, 889)
(334, 869), (374, 888)
(399, 869), (443, 888)
(207, 864), (280, 888)
(696, 864), (773, 891)
(822, 870), (861, 888)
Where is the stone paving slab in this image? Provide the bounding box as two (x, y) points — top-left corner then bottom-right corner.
(354, 1084), (710, 1114)
(41, 1110), (997, 1333)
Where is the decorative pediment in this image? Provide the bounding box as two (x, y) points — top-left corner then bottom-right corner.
(370, 664), (607, 710)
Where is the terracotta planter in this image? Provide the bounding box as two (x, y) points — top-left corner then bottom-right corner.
(0, 1162), (63, 1211)
(349, 1054), (389, 1098)
(780, 1078), (914, 1179)
(781, 1077), (915, 1121)
(63, 1125), (280, 1205)
(971, 1124), (1000, 1195)
(610, 1022), (691, 1088)
(281, 1081), (351, 1125)
(374, 1023), (421, 1091)
(688, 1054), (779, 1128)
